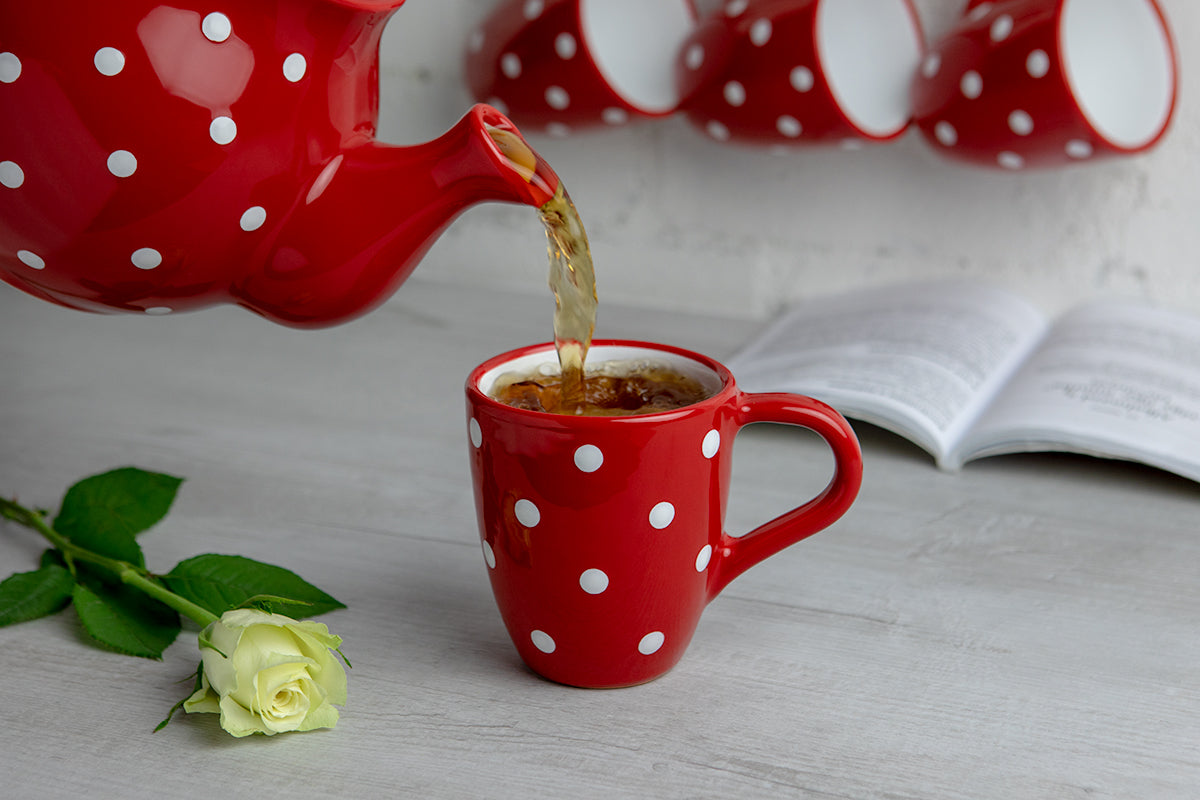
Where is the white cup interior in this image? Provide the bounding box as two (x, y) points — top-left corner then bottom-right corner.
(1061, 0), (1175, 149)
(579, 0), (695, 114)
(478, 344), (724, 400)
(816, 0), (924, 138)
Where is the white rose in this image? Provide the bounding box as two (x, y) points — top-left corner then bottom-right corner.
(183, 609), (347, 737)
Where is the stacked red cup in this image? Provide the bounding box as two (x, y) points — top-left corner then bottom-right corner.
(674, 0), (925, 147)
(464, 0), (699, 135)
(911, 0), (1177, 170)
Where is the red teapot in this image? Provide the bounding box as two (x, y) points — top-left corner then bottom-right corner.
(0, 0), (558, 327)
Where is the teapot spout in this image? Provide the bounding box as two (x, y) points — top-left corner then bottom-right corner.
(235, 105), (560, 328)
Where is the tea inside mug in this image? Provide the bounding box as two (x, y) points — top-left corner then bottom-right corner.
(480, 345), (724, 416)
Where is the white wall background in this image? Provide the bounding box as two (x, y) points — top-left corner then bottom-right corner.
(375, 0), (1199, 322)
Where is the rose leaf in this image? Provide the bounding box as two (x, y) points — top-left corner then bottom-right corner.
(163, 554), (346, 619)
(0, 564), (76, 627)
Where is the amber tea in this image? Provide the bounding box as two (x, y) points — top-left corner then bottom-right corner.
(489, 360), (714, 416)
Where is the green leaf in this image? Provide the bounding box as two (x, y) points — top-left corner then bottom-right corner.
(155, 663), (203, 733)
(53, 467), (184, 568)
(163, 554), (346, 619)
(0, 565), (76, 627)
(71, 581), (182, 659)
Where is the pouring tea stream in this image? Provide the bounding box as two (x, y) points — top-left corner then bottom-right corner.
(0, 0), (565, 327)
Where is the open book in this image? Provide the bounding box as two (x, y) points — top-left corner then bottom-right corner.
(728, 280), (1200, 484)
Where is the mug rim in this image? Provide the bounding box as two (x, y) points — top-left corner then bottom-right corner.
(467, 339), (735, 420)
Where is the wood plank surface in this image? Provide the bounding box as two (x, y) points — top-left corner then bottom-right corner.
(1, 278), (1197, 799)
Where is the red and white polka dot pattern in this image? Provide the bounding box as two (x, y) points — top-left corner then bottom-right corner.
(911, 0), (1177, 169)
(466, 341), (863, 688)
(3, 1), (543, 328)
(464, 0), (698, 136)
(675, 0), (924, 147)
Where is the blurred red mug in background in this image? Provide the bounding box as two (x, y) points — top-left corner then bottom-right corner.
(675, 0), (925, 147)
(464, 0), (698, 136)
(911, 0), (1177, 169)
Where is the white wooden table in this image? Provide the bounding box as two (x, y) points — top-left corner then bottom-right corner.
(2, 276), (1197, 799)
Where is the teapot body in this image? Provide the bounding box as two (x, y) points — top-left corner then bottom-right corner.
(2, 1), (559, 328)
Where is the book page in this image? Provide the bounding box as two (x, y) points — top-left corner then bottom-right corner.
(956, 301), (1200, 482)
(728, 281), (1048, 461)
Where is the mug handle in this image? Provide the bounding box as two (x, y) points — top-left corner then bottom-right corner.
(707, 392), (863, 600)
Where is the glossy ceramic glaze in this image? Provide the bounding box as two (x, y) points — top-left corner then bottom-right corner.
(465, 0), (698, 134)
(911, 0), (1177, 169)
(0, 0), (558, 326)
(466, 341), (863, 688)
(675, 0), (924, 146)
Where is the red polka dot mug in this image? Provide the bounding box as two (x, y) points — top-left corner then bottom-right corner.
(464, 0), (699, 136)
(911, 0), (1177, 170)
(675, 0), (925, 147)
(0, 1), (559, 327)
(466, 341), (863, 688)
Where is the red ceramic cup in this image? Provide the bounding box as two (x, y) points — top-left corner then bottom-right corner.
(911, 0), (1177, 169)
(465, 341), (863, 688)
(464, 0), (699, 136)
(675, 0), (925, 146)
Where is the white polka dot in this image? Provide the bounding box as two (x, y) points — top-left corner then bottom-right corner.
(469, 417), (483, 448)
(94, 47), (125, 76)
(530, 629), (555, 653)
(967, 2), (993, 22)
(749, 18), (772, 46)
(574, 444), (603, 472)
(514, 499), (540, 528)
(638, 631), (665, 655)
(702, 429), (721, 458)
(997, 151), (1025, 169)
(210, 116), (237, 145)
(545, 122), (570, 138)
(706, 120), (730, 141)
(579, 568), (609, 594)
(523, 0), (544, 19)
(921, 53), (941, 79)
(107, 150), (137, 178)
(726, 0), (748, 16)
(0, 52), (21, 83)
(555, 32), (577, 60)
(723, 81), (746, 107)
(1008, 110), (1033, 136)
(239, 206), (266, 231)
(17, 250), (44, 270)
(934, 120), (958, 146)
(685, 43), (705, 71)
(545, 85), (570, 110)
(202, 12), (232, 43)
(131, 247), (163, 270)
(0, 161), (24, 189)
(283, 52), (307, 82)
(602, 107), (628, 125)
(695, 544), (713, 572)
(144, 306), (173, 315)
(482, 540), (496, 569)
(468, 29), (485, 53)
(500, 52), (521, 79)
(486, 96), (509, 115)
(649, 501), (675, 530)
(961, 71), (983, 99)
(1066, 139), (1094, 159)
(990, 14), (1013, 42)
(790, 66), (814, 93)
(775, 115), (801, 138)
(1026, 49), (1050, 79)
